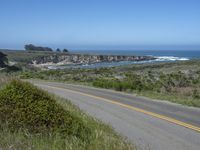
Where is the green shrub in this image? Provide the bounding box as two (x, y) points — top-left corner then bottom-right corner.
(1, 65), (21, 73)
(192, 88), (200, 99)
(0, 80), (91, 140)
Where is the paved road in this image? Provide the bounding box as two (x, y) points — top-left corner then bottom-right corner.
(30, 80), (200, 150)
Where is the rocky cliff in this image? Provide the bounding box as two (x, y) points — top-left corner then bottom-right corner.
(32, 53), (155, 66)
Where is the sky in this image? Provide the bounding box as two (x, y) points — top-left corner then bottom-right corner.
(0, 0), (200, 50)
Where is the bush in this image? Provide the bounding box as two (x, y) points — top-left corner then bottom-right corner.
(0, 80), (91, 140)
(2, 65), (21, 73)
(192, 88), (200, 99)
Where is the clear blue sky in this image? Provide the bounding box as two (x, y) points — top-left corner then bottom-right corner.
(0, 0), (200, 50)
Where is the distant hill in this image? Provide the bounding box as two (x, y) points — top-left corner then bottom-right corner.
(0, 49), (57, 63)
(24, 44), (53, 52)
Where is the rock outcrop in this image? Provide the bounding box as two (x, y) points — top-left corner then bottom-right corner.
(32, 54), (155, 66)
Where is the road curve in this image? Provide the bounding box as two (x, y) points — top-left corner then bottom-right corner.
(30, 80), (200, 150)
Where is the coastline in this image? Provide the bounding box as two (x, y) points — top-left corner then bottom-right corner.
(1, 49), (197, 69)
(31, 53), (156, 69)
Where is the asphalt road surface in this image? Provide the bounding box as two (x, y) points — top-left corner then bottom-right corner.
(30, 80), (200, 150)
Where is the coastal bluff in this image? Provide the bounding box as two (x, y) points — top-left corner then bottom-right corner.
(32, 53), (156, 66)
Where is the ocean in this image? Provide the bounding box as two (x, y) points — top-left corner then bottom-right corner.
(49, 50), (200, 69)
(72, 50), (200, 59)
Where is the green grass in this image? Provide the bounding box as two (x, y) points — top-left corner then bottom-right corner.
(0, 80), (91, 138)
(0, 79), (135, 150)
(137, 91), (200, 107)
(0, 74), (17, 89)
(0, 50), (57, 63)
(20, 60), (200, 108)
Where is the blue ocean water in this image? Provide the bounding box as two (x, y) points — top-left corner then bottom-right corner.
(72, 50), (200, 59)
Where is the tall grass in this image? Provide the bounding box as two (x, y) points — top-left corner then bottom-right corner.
(0, 80), (135, 150)
(0, 74), (17, 89)
(0, 98), (135, 150)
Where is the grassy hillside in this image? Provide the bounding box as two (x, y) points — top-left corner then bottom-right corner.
(0, 79), (134, 150)
(20, 60), (200, 107)
(0, 49), (58, 63)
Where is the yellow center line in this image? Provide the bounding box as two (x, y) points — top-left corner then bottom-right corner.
(41, 84), (200, 133)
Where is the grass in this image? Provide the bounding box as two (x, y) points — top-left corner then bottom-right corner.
(0, 80), (92, 137)
(20, 60), (200, 108)
(138, 90), (200, 107)
(0, 79), (135, 150)
(0, 49), (58, 63)
(0, 74), (17, 89)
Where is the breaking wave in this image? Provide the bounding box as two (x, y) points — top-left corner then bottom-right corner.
(155, 56), (189, 61)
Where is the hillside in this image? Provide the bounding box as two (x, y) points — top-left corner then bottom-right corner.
(0, 50), (60, 63)
(21, 60), (200, 107)
(0, 78), (134, 150)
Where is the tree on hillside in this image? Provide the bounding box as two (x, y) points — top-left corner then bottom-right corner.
(56, 48), (61, 52)
(24, 44), (53, 52)
(0, 52), (8, 67)
(63, 49), (69, 53)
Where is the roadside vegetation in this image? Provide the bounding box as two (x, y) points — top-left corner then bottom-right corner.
(0, 74), (17, 89)
(20, 60), (200, 107)
(0, 78), (134, 150)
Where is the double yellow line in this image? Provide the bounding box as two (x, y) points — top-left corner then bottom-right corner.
(42, 84), (200, 133)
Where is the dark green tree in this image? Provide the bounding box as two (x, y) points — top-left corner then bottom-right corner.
(24, 44), (53, 52)
(56, 48), (61, 52)
(63, 49), (69, 53)
(0, 52), (8, 67)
